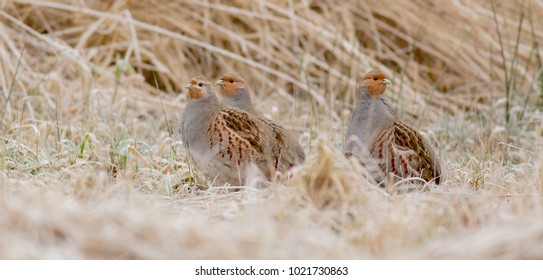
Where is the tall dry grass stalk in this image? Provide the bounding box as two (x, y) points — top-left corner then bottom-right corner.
(0, 0), (542, 259)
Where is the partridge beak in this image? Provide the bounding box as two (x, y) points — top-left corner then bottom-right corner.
(185, 83), (195, 89)
(215, 79), (224, 86)
(383, 79), (391, 85)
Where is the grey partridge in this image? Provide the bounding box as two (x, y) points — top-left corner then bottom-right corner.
(181, 76), (292, 185)
(216, 73), (305, 171)
(344, 69), (442, 185)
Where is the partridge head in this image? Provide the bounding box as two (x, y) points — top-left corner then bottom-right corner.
(344, 69), (442, 185)
(216, 73), (257, 114)
(360, 69), (392, 98)
(184, 76), (218, 101)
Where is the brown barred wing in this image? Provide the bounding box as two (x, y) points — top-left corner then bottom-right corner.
(393, 122), (441, 184)
(266, 121), (305, 171)
(207, 108), (263, 165)
(369, 122), (441, 184)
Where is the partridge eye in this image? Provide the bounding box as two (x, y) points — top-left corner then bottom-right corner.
(198, 83), (203, 87)
(373, 78), (378, 81)
(229, 80), (234, 83)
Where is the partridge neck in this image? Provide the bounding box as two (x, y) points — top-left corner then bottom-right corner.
(182, 94), (221, 146)
(224, 87), (256, 113)
(350, 87), (396, 144)
(188, 90), (220, 107)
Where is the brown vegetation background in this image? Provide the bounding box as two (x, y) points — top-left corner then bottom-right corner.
(0, 0), (542, 259)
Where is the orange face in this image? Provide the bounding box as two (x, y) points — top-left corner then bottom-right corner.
(361, 71), (391, 98)
(185, 76), (208, 100)
(217, 74), (246, 97)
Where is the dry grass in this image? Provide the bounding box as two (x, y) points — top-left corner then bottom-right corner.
(0, 0), (542, 259)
